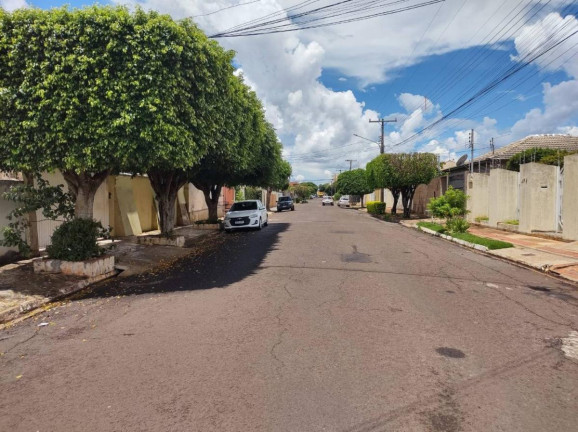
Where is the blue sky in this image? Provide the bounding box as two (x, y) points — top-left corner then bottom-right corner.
(3, 0), (578, 183)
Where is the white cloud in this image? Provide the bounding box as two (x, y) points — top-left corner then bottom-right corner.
(0, 0), (28, 10)
(338, 77), (347, 82)
(294, 174), (305, 182)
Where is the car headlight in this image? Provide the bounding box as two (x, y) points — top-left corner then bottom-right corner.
(249, 213), (258, 218)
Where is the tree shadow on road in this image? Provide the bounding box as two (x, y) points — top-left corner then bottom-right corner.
(77, 222), (290, 299)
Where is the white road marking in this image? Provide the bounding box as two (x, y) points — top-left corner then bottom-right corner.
(486, 283), (499, 288)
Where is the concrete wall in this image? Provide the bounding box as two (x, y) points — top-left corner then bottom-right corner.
(562, 154), (578, 240)
(488, 169), (519, 228)
(37, 171), (109, 248)
(466, 173), (490, 222)
(0, 180), (23, 260)
(412, 177), (444, 216)
(185, 184), (227, 222)
(519, 163), (557, 233)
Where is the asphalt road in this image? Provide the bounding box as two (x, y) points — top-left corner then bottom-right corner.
(1, 203), (578, 432)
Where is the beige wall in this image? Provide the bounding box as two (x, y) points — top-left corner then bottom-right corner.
(0, 180), (23, 258)
(562, 154), (578, 240)
(37, 171), (109, 248)
(466, 173), (490, 222)
(412, 177), (444, 216)
(488, 169), (519, 227)
(519, 163), (557, 233)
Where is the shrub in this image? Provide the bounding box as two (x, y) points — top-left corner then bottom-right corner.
(427, 187), (467, 219)
(333, 193), (341, 201)
(367, 201), (386, 215)
(503, 219), (519, 225)
(46, 219), (110, 261)
(446, 217), (470, 233)
(295, 197), (301, 203)
(474, 215), (489, 223)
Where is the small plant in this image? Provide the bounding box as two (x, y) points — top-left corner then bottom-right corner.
(333, 192), (341, 201)
(503, 219), (519, 225)
(46, 219), (110, 261)
(295, 197), (301, 203)
(446, 217), (470, 233)
(474, 215), (489, 223)
(367, 201), (386, 215)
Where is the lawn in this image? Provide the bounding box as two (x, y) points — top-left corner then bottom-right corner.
(417, 222), (513, 250)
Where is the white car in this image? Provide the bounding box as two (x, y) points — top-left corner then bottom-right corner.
(322, 196), (334, 206)
(338, 195), (350, 207)
(223, 200), (268, 231)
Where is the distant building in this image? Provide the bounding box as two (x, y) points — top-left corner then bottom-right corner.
(442, 134), (578, 191)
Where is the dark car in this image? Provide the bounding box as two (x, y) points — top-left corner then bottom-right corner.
(276, 196), (295, 212)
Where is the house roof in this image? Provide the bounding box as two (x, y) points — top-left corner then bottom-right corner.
(474, 134), (578, 162)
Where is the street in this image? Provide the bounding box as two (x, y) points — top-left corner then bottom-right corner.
(1, 203), (578, 432)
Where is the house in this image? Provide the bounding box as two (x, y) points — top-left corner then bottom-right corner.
(442, 134), (578, 191)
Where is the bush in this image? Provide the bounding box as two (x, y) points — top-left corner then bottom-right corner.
(367, 201), (386, 215)
(427, 187), (468, 219)
(446, 217), (470, 233)
(474, 215), (489, 223)
(46, 219), (110, 261)
(333, 192), (341, 201)
(295, 197), (301, 203)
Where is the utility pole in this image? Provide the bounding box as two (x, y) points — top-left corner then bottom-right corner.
(369, 117), (397, 202)
(345, 159), (356, 171)
(468, 129), (474, 174)
(490, 137), (494, 169)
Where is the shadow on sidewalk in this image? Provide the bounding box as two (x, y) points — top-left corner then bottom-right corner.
(77, 222), (290, 299)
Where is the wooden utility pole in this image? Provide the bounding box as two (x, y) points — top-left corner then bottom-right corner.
(345, 159), (356, 171)
(369, 117), (397, 202)
(468, 129), (474, 174)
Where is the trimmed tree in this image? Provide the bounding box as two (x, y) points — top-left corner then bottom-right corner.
(264, 159), (292, 211)
(366, 154), (402, 214)
(336, 169), (373, 207)
(396, 153), (439, 218)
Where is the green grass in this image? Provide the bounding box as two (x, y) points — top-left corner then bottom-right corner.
(417, 222), (513, 250)
(502, 219), (519, 225)
(417, 221), (446, 233)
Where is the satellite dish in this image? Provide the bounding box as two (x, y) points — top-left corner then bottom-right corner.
(456, 154), (468, 166)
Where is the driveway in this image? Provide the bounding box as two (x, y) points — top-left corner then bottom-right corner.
(1, 203), (577, 431)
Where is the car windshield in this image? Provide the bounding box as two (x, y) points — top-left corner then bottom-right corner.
(278, 197), (291, 202)
(230, 202), (258, 211)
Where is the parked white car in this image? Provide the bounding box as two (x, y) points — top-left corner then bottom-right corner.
(322, 196), (334, 206)
(223, 200), (268, 231)
(338, 195), (350, 207)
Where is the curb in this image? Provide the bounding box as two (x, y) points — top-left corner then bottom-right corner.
(0, 270), (118, 326)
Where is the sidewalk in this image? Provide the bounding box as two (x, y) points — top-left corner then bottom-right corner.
(0, 226), (216, 326)
(402, 219), (578, 284)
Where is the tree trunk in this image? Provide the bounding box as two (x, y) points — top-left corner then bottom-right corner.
(391, 189), (400, 215)
(148, 169), (189, 235)
(401, 186), (417, 218)
(360, 194), (364, 208)
(62, 170), (109, 219)
(266, 187), (272, 211)
(23, 172), (39, 254)
(195, 183), (222, 222)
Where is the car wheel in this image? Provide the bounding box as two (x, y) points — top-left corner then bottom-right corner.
(257, 217), (262, 230)
(291, 206), (295, 211)
(322, 203), (325, 206)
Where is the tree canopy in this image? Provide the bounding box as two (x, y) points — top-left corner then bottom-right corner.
(506, 148), (575, 171)
(336, 169), (373, 206)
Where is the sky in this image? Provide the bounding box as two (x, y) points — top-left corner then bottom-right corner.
(2, 0), (578, 184)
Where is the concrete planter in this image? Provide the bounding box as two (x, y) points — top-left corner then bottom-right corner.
(419, 227), (489, 252)
(137, 236), (185, 247)
(192, 223), (221, 230)
(497, 222), (519, 232)
(34, 255), (115, 277)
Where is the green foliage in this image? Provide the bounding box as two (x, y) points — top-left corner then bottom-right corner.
(427, 187), (468, 219)
(46, 219), (110, 261)
(336, 169), (373, 196)
(245, 187), (262, 200)
(503, 219), (519, 225)
(367, 201), (386, 215)
(333, 193), (341, 201)
(474, 215), (489, 223)
(506, 148), (574, 171)
(290, 184), (312, 200)
(0, 175), (74, 257)
(367, 153), (439, 217)
(235, 187), (244, 201)
(294, 197), (302, 203)
(446, 217), (470, 233)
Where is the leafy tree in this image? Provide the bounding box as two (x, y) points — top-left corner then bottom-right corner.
(0, 7), (230, 235)
(366, 153), (438, 217)
(264, 159), (291, 211)
(300, 182), (318, 197)
(366, 154), (402, 214)
(290, 184), (311, 200)
(190, 76), (280, 221)
(506, 148), (574, 171)
(336, 169), (373, 206)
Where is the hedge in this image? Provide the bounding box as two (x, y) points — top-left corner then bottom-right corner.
(367, 201), (385, 215)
